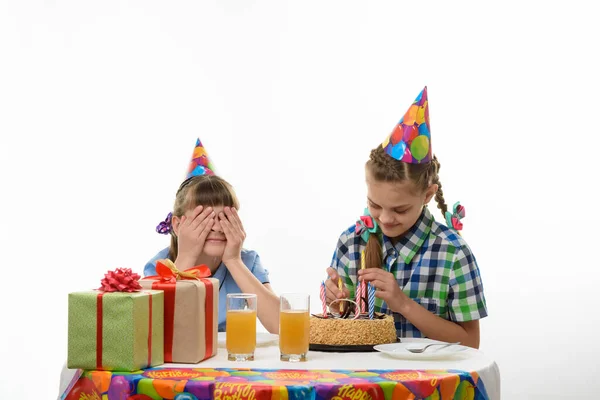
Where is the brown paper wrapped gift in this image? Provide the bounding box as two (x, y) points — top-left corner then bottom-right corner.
(140, 260), (219, 363)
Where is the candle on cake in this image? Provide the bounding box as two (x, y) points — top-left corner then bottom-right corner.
(320, 281), (328, 318)
(354, 289), (360, 313)
(368, 282), (375, 320)
(338, 277), (344, 314)
(360, 250), (366, 314)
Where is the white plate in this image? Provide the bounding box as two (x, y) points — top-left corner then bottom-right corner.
(374, 338), (469, 360)
(217, 332), (279, 348)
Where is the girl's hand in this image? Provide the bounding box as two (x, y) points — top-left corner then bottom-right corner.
(176, 205), (215, 263)
(219, 207), (246, 264)
(325, 267), (351, 313)
(358, 268), (408, 314)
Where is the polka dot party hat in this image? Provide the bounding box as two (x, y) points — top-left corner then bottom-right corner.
(381, 86), (432, 164)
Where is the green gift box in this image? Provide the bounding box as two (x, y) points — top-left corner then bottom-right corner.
(68, 290), (164, 371)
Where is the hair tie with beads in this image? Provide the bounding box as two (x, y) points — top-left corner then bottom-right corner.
(355, 208), (380, 242)
(445, 202), (465, 232)
(156, 212), (173, 235)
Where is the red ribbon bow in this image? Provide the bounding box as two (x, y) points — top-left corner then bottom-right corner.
(99, 268), (143, 292)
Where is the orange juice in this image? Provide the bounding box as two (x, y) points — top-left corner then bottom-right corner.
(279, 310), (309, 355)
(226, 309), (257, 354)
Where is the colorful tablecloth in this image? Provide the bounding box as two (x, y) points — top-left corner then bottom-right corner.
(62, 367), (489, 399)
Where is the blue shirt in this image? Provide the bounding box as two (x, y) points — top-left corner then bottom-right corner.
(144, 248), (270, 332)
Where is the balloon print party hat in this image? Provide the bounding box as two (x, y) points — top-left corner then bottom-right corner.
(381, 86), (432, 164)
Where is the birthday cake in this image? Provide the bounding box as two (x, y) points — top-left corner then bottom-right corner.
(311, 280), (397, 347)
(309, 312), (397, 347)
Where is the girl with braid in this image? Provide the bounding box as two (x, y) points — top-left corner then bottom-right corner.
(324, 87), (487, 348)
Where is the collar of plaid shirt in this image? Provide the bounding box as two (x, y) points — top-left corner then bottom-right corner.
(381, 206), (434, 266)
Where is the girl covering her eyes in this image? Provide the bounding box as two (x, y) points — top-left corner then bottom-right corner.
(145, 139), (280, 333)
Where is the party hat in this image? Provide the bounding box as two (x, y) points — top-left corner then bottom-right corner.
(156, 138), (217, 235)
(381, 86), (432, 164)
(186, 138), (216, 179)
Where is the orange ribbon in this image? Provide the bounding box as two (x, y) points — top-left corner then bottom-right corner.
(146, 259), (211, 283)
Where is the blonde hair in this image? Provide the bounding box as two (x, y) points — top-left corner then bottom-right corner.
(168, 175), (240, 261)
(364, 146), (448, 269)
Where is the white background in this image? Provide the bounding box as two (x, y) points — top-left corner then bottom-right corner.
(1, 0), (599, 398)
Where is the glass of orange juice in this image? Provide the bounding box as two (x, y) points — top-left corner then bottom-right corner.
(226, 293), (257, 361)
(279, 293), (310, 362)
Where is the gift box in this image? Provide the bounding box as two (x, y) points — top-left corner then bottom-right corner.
(67, 269), (164, 371)
(140, 260), (219, 363)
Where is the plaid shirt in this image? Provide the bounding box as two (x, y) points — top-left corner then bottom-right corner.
(330, 207), (488, 338)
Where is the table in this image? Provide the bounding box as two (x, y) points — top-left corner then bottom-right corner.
(59, 339), (500, 399)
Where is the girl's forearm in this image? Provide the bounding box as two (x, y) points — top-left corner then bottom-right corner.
(398, 300), (480, 348)
(224, 258), (280, 334)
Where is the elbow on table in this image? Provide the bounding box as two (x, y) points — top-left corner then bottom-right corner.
(457, 320), (480, 349)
